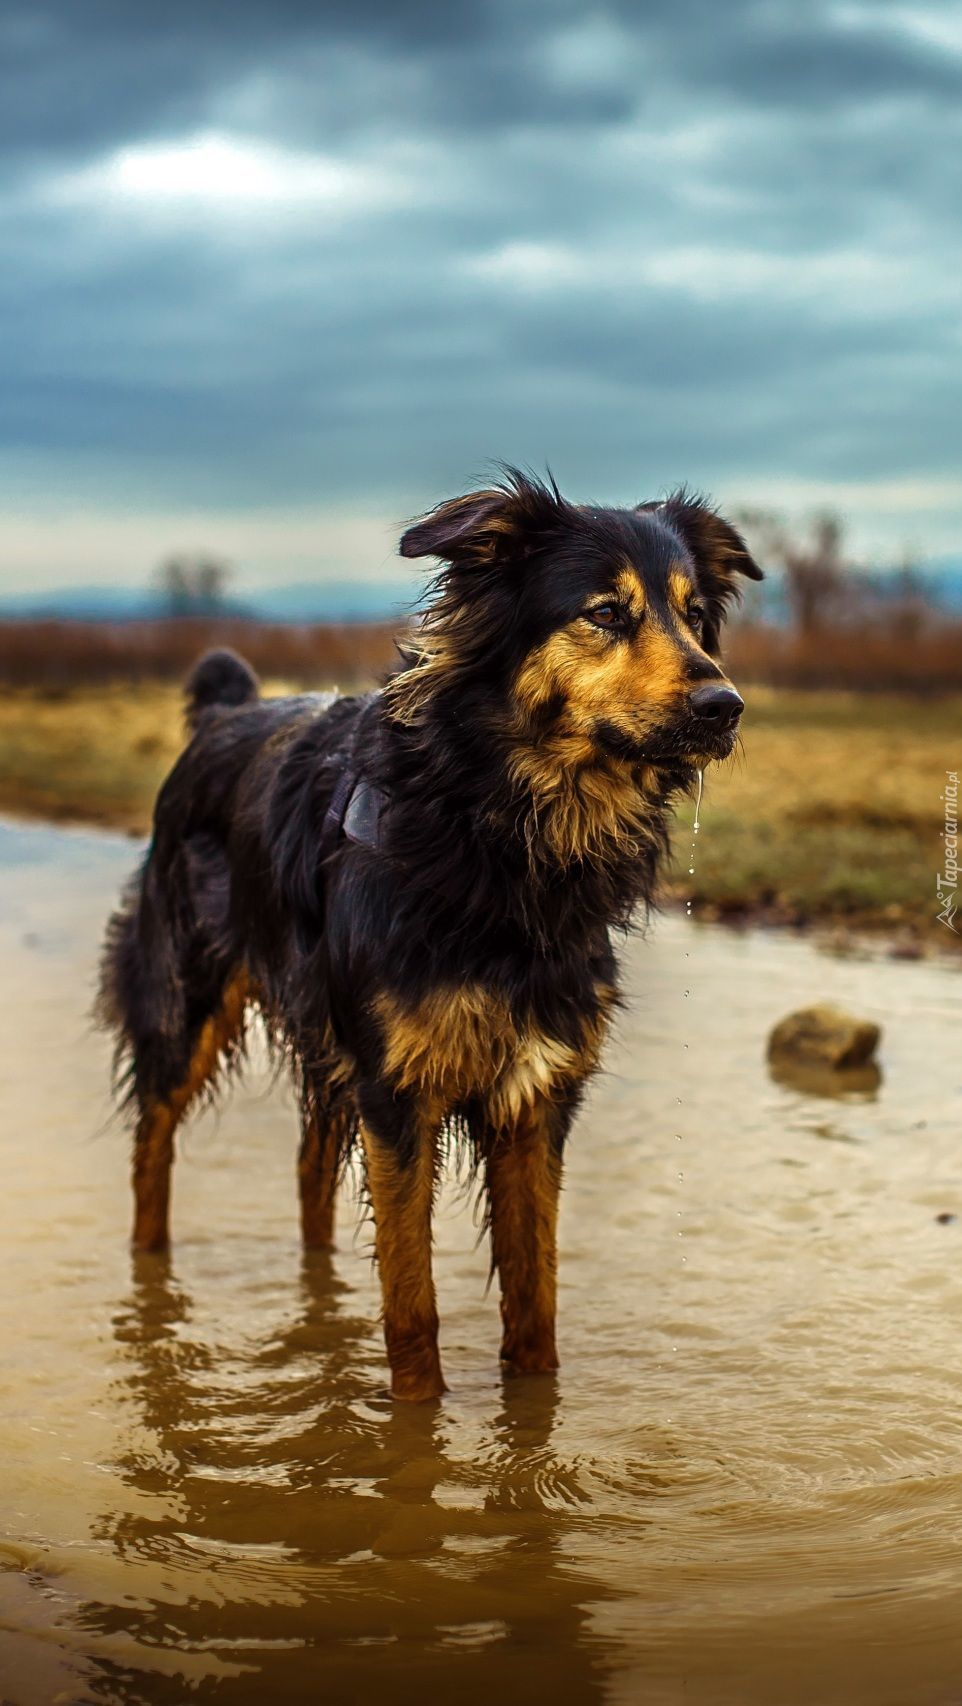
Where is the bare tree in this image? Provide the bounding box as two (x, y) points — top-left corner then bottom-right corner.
(155, 554), (231, 616)
(735, 508), (850, 634)
(783, 513), (848, 634)
(157, 555), (191, 616)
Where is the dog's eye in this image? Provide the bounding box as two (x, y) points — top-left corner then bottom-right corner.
(688, 603), (706, 632)
(586, 603), (622, 629)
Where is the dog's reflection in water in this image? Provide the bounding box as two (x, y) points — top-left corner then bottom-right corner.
(83, 1252), (615, 1704)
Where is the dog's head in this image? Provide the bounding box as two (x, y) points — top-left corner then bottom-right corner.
(391, 470), (761, 777)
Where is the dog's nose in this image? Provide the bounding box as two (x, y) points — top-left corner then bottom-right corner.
(689, 684), (744, 729)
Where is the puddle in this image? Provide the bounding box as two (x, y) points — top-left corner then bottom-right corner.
(1, 817), (961, 1705)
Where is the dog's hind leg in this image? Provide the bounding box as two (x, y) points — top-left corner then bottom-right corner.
(131, 972), (251, 1251)
(298, 1107), (339, 1250)
(483, 1096), (574, 1375)
(358, 1086), (445, 1402)
(297, 1067), (349, 1250)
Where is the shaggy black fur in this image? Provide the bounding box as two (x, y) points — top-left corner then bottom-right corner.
(98, 471), (760, 1391)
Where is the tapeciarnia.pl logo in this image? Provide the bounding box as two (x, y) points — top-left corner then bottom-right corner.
(937, 770), (959, 933)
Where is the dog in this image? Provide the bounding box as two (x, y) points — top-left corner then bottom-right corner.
(99, 472), (761, 1401)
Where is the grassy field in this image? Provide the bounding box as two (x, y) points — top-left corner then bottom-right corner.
(0, 681), (956, 947)
(667, 688), (957, 945)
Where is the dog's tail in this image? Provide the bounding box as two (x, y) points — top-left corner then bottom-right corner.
(184, 648), (259, 732)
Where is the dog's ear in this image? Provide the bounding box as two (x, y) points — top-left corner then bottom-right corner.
(399, 490), (508, 564)
(639, 491), (764, 593)
(400, 472), (569, 567)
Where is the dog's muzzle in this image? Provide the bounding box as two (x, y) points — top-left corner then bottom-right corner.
(688, 684), (744, 732)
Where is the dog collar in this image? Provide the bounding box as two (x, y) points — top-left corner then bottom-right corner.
(343, 777), (387, 847)
(322, 768), (388, 854)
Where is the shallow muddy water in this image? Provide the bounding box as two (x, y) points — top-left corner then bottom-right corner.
(2, 817), (962, 1706)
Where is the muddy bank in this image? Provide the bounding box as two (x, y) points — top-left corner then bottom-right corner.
(0, 788), (955, 956)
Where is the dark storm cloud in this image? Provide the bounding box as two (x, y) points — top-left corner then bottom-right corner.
(0, 0), (589, 162)
(612, 1), (962, 108)
(5, 0), (958, 160)
(1, 0), (961, 573)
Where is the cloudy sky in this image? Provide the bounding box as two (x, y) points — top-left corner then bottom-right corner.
(2, 0), (960, 595)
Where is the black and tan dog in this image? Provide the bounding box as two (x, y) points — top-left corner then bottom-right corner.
(99, 473), (761, 1401)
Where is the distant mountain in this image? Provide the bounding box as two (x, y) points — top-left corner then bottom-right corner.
(0, 578), (418, 623)
(249, 580), (417, 621)
(915, 559), (962, 612)
(1, 561), (959, 624)
(0, 587), (165, 621)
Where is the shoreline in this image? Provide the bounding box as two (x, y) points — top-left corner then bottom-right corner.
(1, 681), (956, 954)
(3, 796), (957, 964)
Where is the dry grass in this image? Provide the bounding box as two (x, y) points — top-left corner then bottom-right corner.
(0, 680), (956, 945)
(669, 688), (959, 943)
(0, 617), (398, 688)
(3, 612), (959, 694)
(726, 619), (962, 694)
(0, 678), (340, 831)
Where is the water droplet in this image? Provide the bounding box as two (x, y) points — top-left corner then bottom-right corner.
(686, 768), (706, 892)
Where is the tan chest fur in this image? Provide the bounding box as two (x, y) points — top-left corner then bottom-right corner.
(373, 983), (615, 1122)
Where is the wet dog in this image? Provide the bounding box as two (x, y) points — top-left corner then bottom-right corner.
(99, 473), (761, 1400)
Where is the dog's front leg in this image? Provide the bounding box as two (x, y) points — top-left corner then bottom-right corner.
(484, 1095), (574, 1376)
(359, 1090), (445, 1402)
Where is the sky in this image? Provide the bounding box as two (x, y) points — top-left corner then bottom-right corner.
(2, 0), (961, 596)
